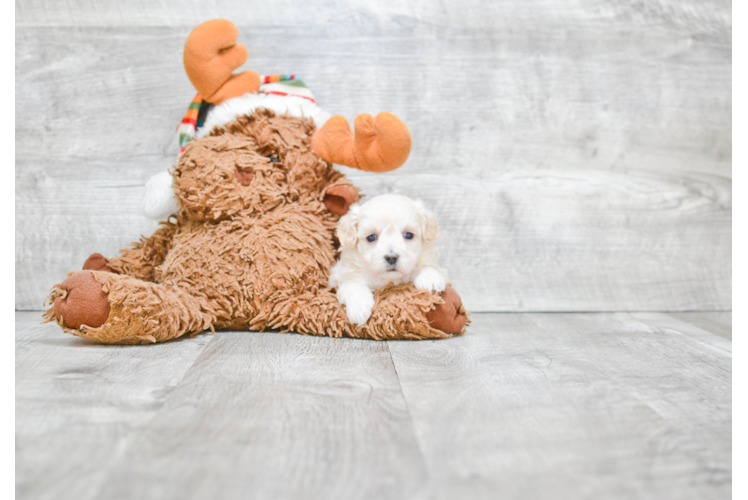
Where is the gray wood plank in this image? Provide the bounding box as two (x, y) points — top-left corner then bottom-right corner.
(631, 312), (732, 354)
(349, 169), (730, 312)
(668, 312), (732, 340)
(15, 313), (214, 500)
(16, 312), (732, 499)
(15, 1), (732, 313)
(16, 157), (731, 312)
(14, 0), (732, 35)
(16, 157), (163, 310)
(16, 311), (54, 350)
(16, 22), (731, 176)
(387, 312), (731, 500)
(87, 331), (427, 500)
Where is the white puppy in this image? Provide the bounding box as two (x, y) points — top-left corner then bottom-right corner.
(330, 194), (448, 326)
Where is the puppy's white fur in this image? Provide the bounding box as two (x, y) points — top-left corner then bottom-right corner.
(330, 194), (447, 326)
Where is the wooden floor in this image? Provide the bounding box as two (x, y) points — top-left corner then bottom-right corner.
(16, 311), (731, 500)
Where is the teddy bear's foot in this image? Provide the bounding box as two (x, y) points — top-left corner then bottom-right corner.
(426, 286), (468, 335)
(83, 253), (113, 272)
(52, 271), (111, 330)
(45, 271), (214, 344)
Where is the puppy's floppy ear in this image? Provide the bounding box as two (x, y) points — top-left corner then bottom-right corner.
(336, 204), (361, 248)
(415, 200), (439, 242)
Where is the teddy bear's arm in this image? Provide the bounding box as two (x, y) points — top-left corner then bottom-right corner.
(99, 221), (178, 282)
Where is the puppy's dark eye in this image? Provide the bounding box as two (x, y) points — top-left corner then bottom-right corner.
(403, 232), (414, 240)
(268, 154), (280, 163)
(366, 234), (377, 243)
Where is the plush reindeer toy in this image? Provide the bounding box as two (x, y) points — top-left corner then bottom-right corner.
(45, 19), (468, 344)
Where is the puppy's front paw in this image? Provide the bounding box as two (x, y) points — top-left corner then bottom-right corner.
(344, 291), (375, 326)
(414, 267), (447, 293)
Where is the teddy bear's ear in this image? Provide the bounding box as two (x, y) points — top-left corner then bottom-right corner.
(312, 112), (411, 173)
(142, 171), (178, 220)
(183, 19), (261, 104)
(323, 184), (358, 216)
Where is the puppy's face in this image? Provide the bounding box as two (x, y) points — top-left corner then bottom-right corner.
(337, 194), (439, 280)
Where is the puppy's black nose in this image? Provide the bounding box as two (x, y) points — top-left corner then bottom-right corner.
(385, 254), (399, 265)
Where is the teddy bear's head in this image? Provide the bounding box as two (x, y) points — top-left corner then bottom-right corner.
(173, 109), (343, 222)
(141, 19), (413, 223)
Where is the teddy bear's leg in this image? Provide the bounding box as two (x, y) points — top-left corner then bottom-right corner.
(81, 221), (177, 282)
(44, 270), (213, 344)
(267, 284), (468, 340)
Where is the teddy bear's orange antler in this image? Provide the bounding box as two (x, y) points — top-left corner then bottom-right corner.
(312, 112), (412, 173)
(183, 19), (260, 105)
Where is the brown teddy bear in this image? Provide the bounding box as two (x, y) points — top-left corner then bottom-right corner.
(43, 19), (468, 344)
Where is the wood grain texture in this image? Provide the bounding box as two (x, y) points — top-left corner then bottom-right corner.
(15, 0), (732, 34)
(91, 331), (428, 500)
(388, 312), (731, 500)
(668, 311), (732, 340)
(16, 160), (731, 311)
(16, 157), (163, 310)
(16, 311), (731, 500)
(15, 1), (731, 312)
(15, 312), (214, 500)
(348, 168), (730, 312)
(16, 21), (731, 175)
(16, 311), (54, 351)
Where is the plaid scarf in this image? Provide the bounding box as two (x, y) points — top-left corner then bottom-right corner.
(177, 74), (315, 154)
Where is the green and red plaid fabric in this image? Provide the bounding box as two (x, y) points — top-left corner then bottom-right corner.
(177, 74), (315, 154)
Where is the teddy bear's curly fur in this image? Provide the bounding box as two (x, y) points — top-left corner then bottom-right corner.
(44, 109), (468, 344)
